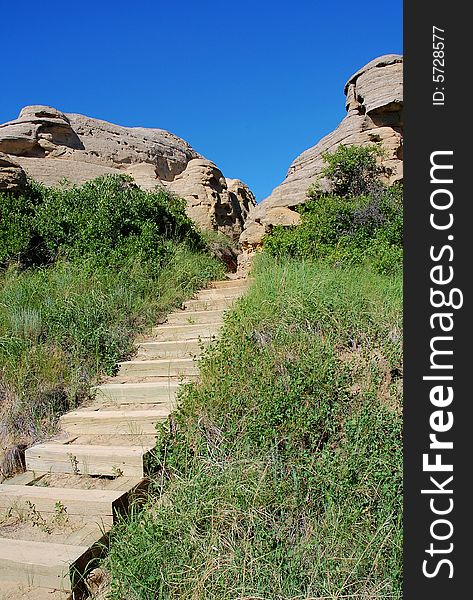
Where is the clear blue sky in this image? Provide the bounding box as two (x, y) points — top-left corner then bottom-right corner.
(2, 1), (402, 201)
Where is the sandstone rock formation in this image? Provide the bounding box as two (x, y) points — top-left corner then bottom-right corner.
(225, 178), (256, 227)
(0, 153), (27, 195)
(238, 54), (403, 267)
(168, 159), (256, 238)
(0, 106), (255, 238)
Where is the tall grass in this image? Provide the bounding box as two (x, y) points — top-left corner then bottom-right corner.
(0, 247), (224, 465)
(0, 176), (226, 471)
(107, 254), (403, 599)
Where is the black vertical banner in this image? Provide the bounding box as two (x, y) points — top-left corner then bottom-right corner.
(404, 3), (471, 599)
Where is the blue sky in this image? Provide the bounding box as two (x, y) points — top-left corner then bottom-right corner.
(2, 1), (402, 201)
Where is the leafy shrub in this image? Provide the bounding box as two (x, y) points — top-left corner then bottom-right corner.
(264, 184), (403, 273)
(0, 185), (44, 267)
(264, 144), (403, 274)
(0, 174), (204, 272)
(312, 143), (388, 197)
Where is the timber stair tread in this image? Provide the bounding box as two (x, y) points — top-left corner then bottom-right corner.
(0, 537), (89, 565)
(118, 357), (196, 366)
(0, 489), (126, 531)
(0, 477), (147, 526)
(92, 382), (179, 404)
(208, 279), (248, 288)
(147, 322), (221, 341)
(25, 443), (153, 477)
(165, 308), (225, 324)
(60, 408), (170, 435)
(136, 339), (206, 359)
(117, 356), (199, 378)
(150, 322), (221, 331)
(0, 537), (91, 591)
(183, 298), (235, 310)
(62, 408), (170, 418)
(0, 484), (127, 513)
(0, 581), (71, 599)
(194, 289), (244, 299)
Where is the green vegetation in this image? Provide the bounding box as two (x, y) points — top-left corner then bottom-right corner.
(107, 145), (403, 599)
(1, 175), (203, 271)
(108, 258), (402, 599)
(0, 175), (224, 463)
(314, 143), (388, 197)
(264, 184), (402, 275)
(264, 144), (402, 275)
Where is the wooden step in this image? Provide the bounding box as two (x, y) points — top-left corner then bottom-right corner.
(209, 279), (248, 289)
(118, 357), (198, 378)
(137, 339), (204, 359)
(183, 297), (235, 311)
(25, 444), (152, 477)
(166, 309), (225, 325)
(0, 538), (90, 591)
(104, 476), (149, 503)
(151, 322), (220, 342)
(60, 409), (169, 435)
(195, 288), (244, 300)
(0, 581), (71, 600)
(0, 485), (128, 526)
(1, 472), (43, 486)
(93, 382), (179, 404)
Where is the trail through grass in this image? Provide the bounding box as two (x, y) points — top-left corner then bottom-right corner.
(107, 255), (403, 599)
(0, 175), (225, 471)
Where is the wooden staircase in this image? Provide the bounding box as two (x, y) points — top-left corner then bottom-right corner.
(0, 278), (248, 598)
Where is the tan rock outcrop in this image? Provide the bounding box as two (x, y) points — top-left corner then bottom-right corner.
(0, 106), (255, 238)
(0, 153), (27, 195)
(165, 159), (256, 239)
(238, 54), (403, 270)
(225, 178), (256, 226)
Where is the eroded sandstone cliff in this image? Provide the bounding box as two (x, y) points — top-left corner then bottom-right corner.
(0, 106), (255, 239)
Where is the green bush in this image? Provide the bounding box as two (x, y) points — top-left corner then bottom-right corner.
(0, 174), (204, 271)
(264, 184), (403, 273)
(0, 186), (43, 266)
(313, 143), (388, 197)
(264, 144), (403, 274)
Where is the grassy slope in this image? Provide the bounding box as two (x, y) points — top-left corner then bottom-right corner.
(0, 250), (223, 457)
(107, 254), (403, 599)
(0, 176), (225, 470)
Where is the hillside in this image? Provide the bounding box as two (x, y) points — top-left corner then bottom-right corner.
(106, 143), (403, 598)
(0, 174), (229, 478)
(0, 54), (403, 599)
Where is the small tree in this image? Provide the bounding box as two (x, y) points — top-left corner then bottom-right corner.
(316, 144), (388, 197)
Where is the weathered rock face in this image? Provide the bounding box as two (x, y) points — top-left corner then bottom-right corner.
(0, 106), (255, 238)
(0, 153), (28, 195)
(225, 178), (256, 226)
(238, 54), (403, 267)
(167, 159), (256, 238)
